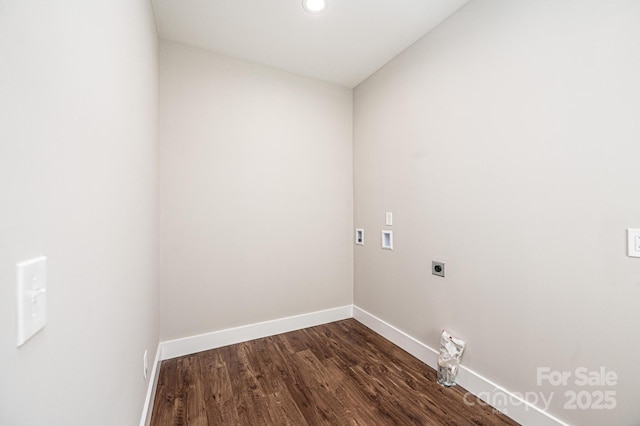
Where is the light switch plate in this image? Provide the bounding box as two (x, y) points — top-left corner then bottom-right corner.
(628, 229), (640, 258)
(16, 256), (47, 347)
(355, 228), (364, 245)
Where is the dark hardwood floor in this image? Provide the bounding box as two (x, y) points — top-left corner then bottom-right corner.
(150, 319), (519, 425)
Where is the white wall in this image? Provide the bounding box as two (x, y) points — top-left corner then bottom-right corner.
(159, 41), (353, 340)
(0, 0), (159, 424)
(353, 1), (640, 425)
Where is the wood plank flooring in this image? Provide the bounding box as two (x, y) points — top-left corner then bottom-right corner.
(150, 319), (519, 425)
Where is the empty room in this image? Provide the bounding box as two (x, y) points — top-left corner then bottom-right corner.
(1, 0), (639, 425)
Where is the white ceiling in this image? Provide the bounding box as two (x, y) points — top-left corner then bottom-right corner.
(152, 0), (469, 88)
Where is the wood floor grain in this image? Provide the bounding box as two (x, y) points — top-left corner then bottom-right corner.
(150, 319), (519, 425)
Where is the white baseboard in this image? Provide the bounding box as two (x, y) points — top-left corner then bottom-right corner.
(352, 306), (569, 426)
(353, 305), (440, 367)
(160, 305), (353, 360)
(139, 343), (162, 426)
(146, 304), (567, 426)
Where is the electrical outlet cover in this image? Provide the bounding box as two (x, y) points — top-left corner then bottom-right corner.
(143, 350), (148, 379)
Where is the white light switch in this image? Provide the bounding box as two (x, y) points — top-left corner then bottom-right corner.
(16, 256), (47, 347)
(628, 229), (640, 258)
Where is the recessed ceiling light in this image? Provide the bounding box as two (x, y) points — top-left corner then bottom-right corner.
(302, 0), (328, 14)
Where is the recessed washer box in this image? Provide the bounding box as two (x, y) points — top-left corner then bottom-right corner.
(381, 230), (393, 250)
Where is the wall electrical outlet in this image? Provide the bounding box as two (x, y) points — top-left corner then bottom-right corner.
(143, 350), (148, 379)
(385, 212), (393, 226)
(432, 261), (445, 277)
